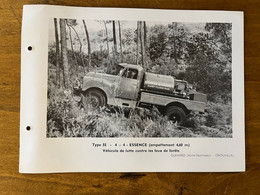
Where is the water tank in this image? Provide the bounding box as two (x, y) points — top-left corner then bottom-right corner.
(143, 72), (175, 93)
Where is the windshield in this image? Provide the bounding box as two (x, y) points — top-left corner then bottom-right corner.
(122, 68), (138, 79)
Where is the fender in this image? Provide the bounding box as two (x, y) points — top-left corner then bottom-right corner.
(82, 74), (118, 105)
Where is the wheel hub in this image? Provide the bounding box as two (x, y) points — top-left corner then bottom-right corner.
(169, 114), (181, 123)
(90, 96), (99, 108)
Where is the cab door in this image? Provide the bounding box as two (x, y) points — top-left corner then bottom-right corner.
(115, 68), (139, 100)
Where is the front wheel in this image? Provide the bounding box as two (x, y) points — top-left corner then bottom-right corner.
(83, 89), (106, 109)
(166, 106), (187, 125)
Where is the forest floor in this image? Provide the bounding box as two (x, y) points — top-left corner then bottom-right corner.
(47, 88), (232, 138)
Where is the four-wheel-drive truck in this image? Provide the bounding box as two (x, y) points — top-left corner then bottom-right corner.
(81, 63), (207, 125)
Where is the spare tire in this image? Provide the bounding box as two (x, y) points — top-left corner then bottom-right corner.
(166, 106), (187, 125)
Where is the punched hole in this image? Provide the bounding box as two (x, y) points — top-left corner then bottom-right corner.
(27, 46), (32, 51)
(26, 126), (31, 131)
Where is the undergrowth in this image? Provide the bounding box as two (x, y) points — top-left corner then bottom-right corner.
(47, 87), (232, 138)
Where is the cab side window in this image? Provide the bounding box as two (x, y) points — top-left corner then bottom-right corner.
(122, 68), (138, 79)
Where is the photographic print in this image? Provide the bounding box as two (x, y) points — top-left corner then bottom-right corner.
(20, 5), (244, 173)
(47, 18), (232, 138)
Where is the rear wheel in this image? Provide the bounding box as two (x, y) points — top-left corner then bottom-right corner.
(83, 89), (106, 109)
(166, 106), (187, 125)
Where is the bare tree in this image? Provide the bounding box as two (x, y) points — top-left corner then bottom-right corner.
(136, 21), (140, 64)
(66, 20), (78, 72)
(143, 21), (147, 50)
(103, 21), (110, 55)
(112, 21), (117, 54)
(54, 18), (60, 87)
(103, 20), (111, 71)
(139, 21), (145, 67)
(143, 21), (147, 69)
(118, 21), (123, 62)
(83, 20), (91, 68)
(67, 22), (85, 73)
(59, 19), (69, 88)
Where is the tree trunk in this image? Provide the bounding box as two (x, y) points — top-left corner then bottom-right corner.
(172, 22), (179, 64)
(70, 25), (85, 73)
(112, 21), (117, 54)
(136, 21), (140, 65)
(59, 19), (69, 88)
(143, 21), (147, 50)
(118, 21), (123, 63)
(66, 21), (78, 73)
(54, 18), (60, 88)
(143, 21), (147, 69)
(139, 21), (144, 67)
(103, 21), (109, 55)
(103, 21), (110, 71)
(83, 20), (91, 68)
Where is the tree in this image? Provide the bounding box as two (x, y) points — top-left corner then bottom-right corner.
(136, 21), (140, 64)
(143, 21), (147, 50)
(139, 21), (145, 67)
(66, 20), (78, 72)
(171, 22), (178, 63)
(59, 19), (69, 88)
(54, 18), (60, 87)
(66, 20), (85, 73)
(167, 23), (187, 64)
(118, 21), (123, 62)
(205, 23), (232, 65)
(148, 25), (167, 61)
(184, 51), (231, 102)
(205, 23), (231, 50)
(112, 21), (117, 53)
(143, 21), (148, 67)
(103, 20), (111, 70)
(83, 20), (91, 68)
(183, 24), (232, 103)
(103, 21), (110, 55)
(123, 28), (133, 46)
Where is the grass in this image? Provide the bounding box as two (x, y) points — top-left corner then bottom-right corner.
(47, 87), (232, 138)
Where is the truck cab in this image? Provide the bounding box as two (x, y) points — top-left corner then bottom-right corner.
(115, 64), (144, 102)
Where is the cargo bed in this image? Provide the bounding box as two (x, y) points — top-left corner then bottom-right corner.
(139, 91), (206, 113)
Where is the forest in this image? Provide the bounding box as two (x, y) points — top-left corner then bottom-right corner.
(47, 18), (232, 138)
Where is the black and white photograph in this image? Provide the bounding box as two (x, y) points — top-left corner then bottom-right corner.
(20, 5), (245, 173)
(47, 18), (232, 138)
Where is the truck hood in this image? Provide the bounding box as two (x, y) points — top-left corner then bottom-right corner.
(85, 72), (118, 82)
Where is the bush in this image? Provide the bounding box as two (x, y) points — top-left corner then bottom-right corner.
(47, 86), (200, 138)
(186, 101), (232, 137)
(47, 78), (232, 138)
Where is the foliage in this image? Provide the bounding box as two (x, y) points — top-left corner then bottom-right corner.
(186, 102), (232, 137)
(47, 85), (199, 137)
(47, 83), (232, 138)
(148, 25), (167, 61)
(183, 52), (231, 102)
(167, 23), (188, 63)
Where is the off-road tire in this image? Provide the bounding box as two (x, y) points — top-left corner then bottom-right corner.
(166, 106), (187, 125)
(83, 89), (106, 109)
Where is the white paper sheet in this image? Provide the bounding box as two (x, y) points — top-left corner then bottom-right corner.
(20, 5), (244, 173)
